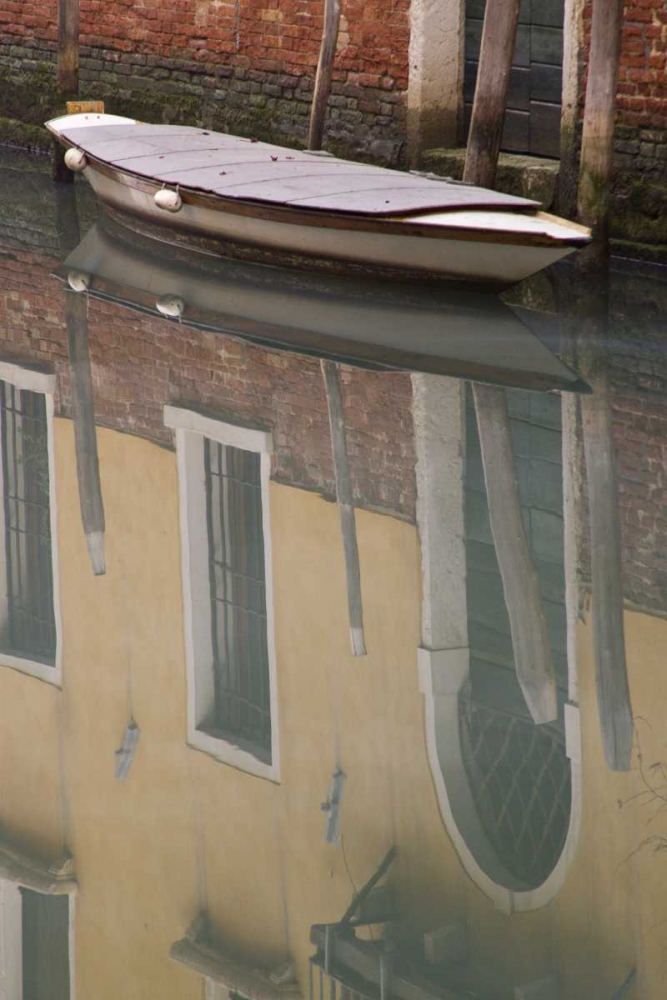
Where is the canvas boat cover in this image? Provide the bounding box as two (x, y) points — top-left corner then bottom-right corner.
(55, 123), (540, 217)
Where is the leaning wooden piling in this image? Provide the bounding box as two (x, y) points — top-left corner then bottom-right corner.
(464, 0), (521, 191)
(321, 361), (366, 656)
(65, 289), (107, 576)
(463, 0), (557, 723)
(54, 1), (81, 181)
(308, 0), (341, 151)
(57, 0), (80, 96)
(577, 0), (625, 241)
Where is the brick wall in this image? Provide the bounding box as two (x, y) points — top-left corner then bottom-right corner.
(0, 244), (416, 519)
(0, 0), (408, 163)
(570, 265), (667, 617)
(3, 0), (667, 183)
(581, 0), (667, 181)
(616, 0), (667, 132)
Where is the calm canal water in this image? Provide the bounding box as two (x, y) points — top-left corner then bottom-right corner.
(0, 146), (665, 999)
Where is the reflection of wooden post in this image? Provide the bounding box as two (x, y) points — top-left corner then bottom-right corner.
(472, 385), (557, 724)
(307, 0), (341, 151)
(580, 341), (632, 770)
(53, 184), (81, 256)
(65, 289), (106, 576)
(576, 0), (631, 771)
(321, 361), (366, 656)
(463, 0), (556, 723)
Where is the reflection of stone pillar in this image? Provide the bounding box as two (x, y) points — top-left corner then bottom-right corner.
(412, 374), (467, 652)
(407, 0), (464, 164)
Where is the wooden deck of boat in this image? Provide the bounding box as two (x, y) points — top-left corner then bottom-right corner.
(57, 123), (539, 216)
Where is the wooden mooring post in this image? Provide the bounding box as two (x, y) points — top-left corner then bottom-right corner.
(576, 0), (632, 771)
(463, 0), (557, 724)
(308, 0), (341, 151)
(463, 0), (520, 191)
(54, 0), (80, 181)
(577, 0), (624, 242)
(57, 0), (79, 96)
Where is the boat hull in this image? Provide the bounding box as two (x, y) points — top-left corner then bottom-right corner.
(46, 113), (589, 287)
(83, 164), (573, 289)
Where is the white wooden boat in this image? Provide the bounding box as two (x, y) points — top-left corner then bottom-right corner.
(53, 214), (589, 392)
(46, 113), (590, 290)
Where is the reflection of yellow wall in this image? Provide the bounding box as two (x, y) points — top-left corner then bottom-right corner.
(0, 420), (468, 1000)
(1, 420), (667, 999)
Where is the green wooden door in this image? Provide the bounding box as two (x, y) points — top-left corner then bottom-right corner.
(464, 0), (564, 157)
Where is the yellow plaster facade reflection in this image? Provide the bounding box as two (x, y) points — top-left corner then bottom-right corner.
(1, 419), (666, 999)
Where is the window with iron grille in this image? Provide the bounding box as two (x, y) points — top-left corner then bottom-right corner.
(202, 440), (271, 760)
(0, 382), (56, 666)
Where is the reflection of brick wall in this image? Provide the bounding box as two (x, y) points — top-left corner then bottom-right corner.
(606, 268), (667, 614)
(0, 248), (416, 519)
(576, 269), (667, 616)
(612, 393), (667, 613)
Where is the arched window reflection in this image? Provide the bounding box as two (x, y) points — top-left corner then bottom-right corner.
(463, 387), (571, 890)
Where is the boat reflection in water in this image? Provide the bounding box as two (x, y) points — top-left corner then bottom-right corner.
(0, 152), (666, 999)
(57, 214), (587, 392)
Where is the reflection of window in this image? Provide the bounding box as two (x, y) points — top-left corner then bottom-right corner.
(459, 692), (571, 887)
(0, 881), (71, 1000)
(165, 406), (279, 782)
(0, 384), (56, 665)
(463, 388), (571, 889)
(0, 366), (60, 685)
(203, 441), (271, 759)
(170, 913), (297, 1000)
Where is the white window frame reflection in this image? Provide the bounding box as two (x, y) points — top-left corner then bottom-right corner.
(0, 882), (75, 1000)
(164, 405), (280, 783)
(0, 362), (62, 687)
